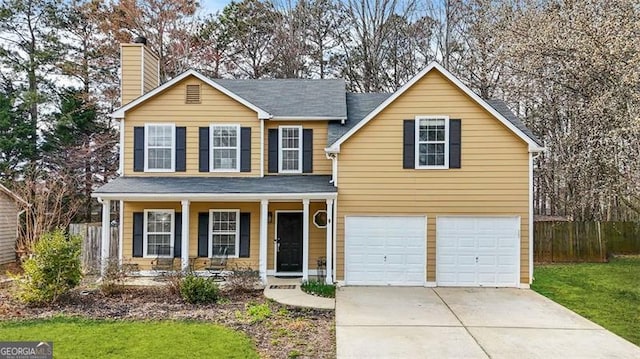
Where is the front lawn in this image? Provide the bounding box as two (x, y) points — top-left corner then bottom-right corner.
(0, 316), (258, 359)
(532, 257), (640, 346)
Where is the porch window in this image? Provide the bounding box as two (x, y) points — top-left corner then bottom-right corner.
(144, 210), (174, 257)
(416, 116), (449, 168)
(210, 210), (239, 257)
(279, 126), (302, 173)
(145, 124), (175, 171)
(211, 124), (240, 171)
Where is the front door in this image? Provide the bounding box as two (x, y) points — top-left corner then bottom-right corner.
(276, 212), (303, 272)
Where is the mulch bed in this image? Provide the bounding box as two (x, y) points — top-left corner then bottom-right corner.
(0, 281), (335, 359)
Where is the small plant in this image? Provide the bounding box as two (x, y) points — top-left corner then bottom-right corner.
(14, 229), (82, 305)
(301, 279), (336, 298)
(164, 271), (184, 297)
(179, 274), (220, 304)
(245, 302), (272, 323)
(225, 266), (261, 293)
(100, 258), (132, 295)
(288, 349), (302, 358)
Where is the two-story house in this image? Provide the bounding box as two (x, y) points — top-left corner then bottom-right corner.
(94, 37), (543, 288)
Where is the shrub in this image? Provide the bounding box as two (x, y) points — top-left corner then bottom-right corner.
(164, 271), (184, 297)
(180, 274), (219, 304)
(100, 258), (132, 295)
(300, 280), (336, 298)
(225, 266), (261, 293)
(14, 229), (82, 305)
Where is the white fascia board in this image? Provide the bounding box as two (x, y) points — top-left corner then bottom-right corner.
(111, 69), (271, 119)
(91, 192), (338, 201)
(326, 61), (544, 153)
(271, 116), (347, 121)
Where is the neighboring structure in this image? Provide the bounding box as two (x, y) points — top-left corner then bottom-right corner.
(0, 184), (27, 265)
(94, 38), (544, 288)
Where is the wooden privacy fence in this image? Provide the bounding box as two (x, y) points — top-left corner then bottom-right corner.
(534, 221), (640, 263)
(69, 223), (119, 273)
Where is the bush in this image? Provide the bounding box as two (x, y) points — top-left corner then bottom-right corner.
(180, 274), (220, 304)
(225, 266), (261, 293)
(14, 229), (82, 305)
(100, 258), (132, 295)
(164, 271), (184, 297)
(300, 280), (335, 298)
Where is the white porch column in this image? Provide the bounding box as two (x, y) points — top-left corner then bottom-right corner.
(302, 199), (310, 281)
(100, 199), (110, 277)
(325, 199), (334, 284)
(181, 200), (190, 271)
(259, 199), (269, 283)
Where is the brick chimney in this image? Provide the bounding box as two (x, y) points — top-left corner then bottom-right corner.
(120, 37), (160, 105)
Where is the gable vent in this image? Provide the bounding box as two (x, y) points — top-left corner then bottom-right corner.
(186, 84), (201, 104)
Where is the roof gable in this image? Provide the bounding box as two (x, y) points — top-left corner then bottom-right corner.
(327, 62), (544, 152)
(0, 183), (28, 205)
(111, 70), (271, 119)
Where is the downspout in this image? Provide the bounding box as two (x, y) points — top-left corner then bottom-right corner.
(260, 119), (265, 177)
(326, 153), (338, 187)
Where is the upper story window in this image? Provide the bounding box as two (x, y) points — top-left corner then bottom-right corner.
(416, 116), (449, 169)
(279, 126), (302, 173)
(144, 209), (174, 258)
(145, 124), (175, 171)
(211, 124), (240, 171)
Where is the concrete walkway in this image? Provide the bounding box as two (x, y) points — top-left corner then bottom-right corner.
(336, 287), (640, 359)
(263, 277), (334, 310)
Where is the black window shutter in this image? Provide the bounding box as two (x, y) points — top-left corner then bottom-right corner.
(449, 119), (461, 169)
(197, 212), (209, 257)
(175, 127), (186, 171)
(132, 212), (143, 257)
(303, 129), (313, 173)
(199, 127), (210, 172)
(240, 127), (251, 172)
(133, 127), (144, 172)
(268, 128), (278, 173)
(174, 212), (182, 258)
(239, 213), (250, 258)
(403, 120), (415, 169)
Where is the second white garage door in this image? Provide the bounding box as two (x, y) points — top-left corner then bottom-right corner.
(437, 216), (520, 287)
(345, 216), (426, 286)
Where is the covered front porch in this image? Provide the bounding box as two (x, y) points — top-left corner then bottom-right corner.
(93, 176), (337, 284)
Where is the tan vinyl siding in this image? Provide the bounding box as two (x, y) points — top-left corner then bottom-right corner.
(263, 121), (332, 175)
(0, 193), (18, 264)
(335, 70), (530, 284)
(121, 44), (143, 105)
(142, 47), (159, 93)
(122, 201), (327, 271)
(123, 76), (261, 176)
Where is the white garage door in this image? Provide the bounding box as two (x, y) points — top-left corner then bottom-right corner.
(345, 216), (426, 286)
(437, 216), (520, 287)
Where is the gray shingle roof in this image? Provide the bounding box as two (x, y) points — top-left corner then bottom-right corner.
(485, 99), (543, 146)
(94, 175), (336, 194)
(327, 93), (391, 146)
(213, 79), (347, 119)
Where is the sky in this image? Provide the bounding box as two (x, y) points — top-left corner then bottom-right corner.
(200, 0), (233, 14)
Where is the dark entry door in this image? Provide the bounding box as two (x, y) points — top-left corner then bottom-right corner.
(277, 212), (303, 272)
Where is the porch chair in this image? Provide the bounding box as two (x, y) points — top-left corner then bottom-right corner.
(151, 245), (175, 271)
(205, 246), (229, 281)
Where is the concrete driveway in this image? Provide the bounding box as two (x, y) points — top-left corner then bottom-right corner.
(336, 287), (640, 359)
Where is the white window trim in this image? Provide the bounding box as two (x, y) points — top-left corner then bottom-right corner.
(142, 209), (175, 258)
(313, 210), (328, 228)
(415, 116), (449, 169)
(278, 125), (303, 173)
(210, 124), (241, 172)
(209, 209), (240, 258)
(144, 123), (176, 172)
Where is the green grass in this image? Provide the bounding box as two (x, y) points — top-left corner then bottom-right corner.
(0, 316), (258, 359)
(532, 257), (640, 346)
(300, 280), (336, 298)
